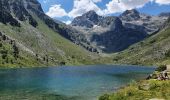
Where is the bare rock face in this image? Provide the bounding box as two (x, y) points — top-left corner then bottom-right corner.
(0, 0), (40, 27)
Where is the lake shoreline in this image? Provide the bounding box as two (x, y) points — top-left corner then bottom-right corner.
(0, 64), (156, 69)
(0, 65), (155, 100)
(99, 65), (170, 100)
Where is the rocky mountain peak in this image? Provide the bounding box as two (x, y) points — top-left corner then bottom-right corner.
(82, 10), (97, 16)
(82, 10), (101, 24)
(82, 10), (99, 19)
(122, 9), (140, 16)
(159, 12), (170, 17)
(71, 10), (101, 28)
(120, 9), (140, 21)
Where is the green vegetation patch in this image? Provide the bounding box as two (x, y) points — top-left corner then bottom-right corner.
(99, 80), (170, 100)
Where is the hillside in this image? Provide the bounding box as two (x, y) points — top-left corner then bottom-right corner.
(0, 0), (113, 68)
(0, 32), (44, 68)
(111, 17), (170, 66)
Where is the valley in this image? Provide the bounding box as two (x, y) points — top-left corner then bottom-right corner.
(0, 0), (169, 68)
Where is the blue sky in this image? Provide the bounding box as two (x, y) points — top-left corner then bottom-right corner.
(38, 0), (170, 24)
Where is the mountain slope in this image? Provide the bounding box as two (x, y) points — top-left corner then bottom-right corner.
(112, 17), (170, 65)
(0, 0), (112, 67)
(0, 32), (44, 68)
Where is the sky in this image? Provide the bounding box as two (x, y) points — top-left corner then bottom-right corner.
(37, 0), (170, 24)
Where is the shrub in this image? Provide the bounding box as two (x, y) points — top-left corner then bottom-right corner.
(2, 35), (6, 41)
(1, 50), (8, 59)
(99, 94), (110, 100)
(13, 44), (19, 59)
(155, 65), (167, 72)
(0, 43), (2, 47)
(149, 39), (156, 44)
(60, 61), (66, 65)
(165, 50), (170, 57)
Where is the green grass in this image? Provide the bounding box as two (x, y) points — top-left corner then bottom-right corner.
(99, 80), (170, 100)
(0, 39), (43, 68)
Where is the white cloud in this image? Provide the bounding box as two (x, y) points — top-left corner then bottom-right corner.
(46, 4), (67, 18)
(63, 20), (72, 25)
(68, 0), (103, 18)
(46, 0), (170, 20)
(104, 0), (150, 14)
(155, 0), (170, 5)
(92, 0), (102, 3)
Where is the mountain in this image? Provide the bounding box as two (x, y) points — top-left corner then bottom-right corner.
(71, 10), (102, 28)
(112, 17), (170, 65)
(71, 10), (148, 53)
(159, 12), (170, 17)
(120, 9), (168, 35)
(0, 0), (111, 67)
(120, 9), (141, 21)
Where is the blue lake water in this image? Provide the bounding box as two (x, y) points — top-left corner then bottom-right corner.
(0, 65), (155, 100)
